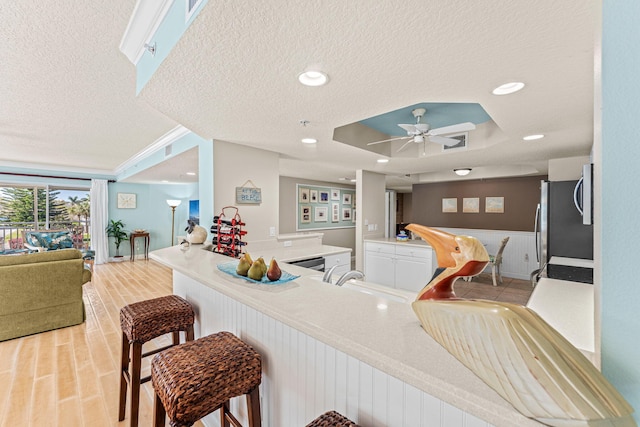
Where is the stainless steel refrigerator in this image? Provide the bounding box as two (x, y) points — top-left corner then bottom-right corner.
(534, 177), (594, 283)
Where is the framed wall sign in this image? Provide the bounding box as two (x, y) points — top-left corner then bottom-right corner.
(117, 193), (136, 209)
(236, 180), (262, 204)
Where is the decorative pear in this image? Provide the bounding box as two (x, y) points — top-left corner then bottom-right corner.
(252, 257), (266, 275)
(247, 258), (265, 281)
(236, 253), (252, 276)
(266, 257), (282, 281)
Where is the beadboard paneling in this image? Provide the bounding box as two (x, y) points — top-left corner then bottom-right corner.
(436, 228), (538, 280)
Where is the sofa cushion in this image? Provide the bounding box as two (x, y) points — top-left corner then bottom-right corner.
(25, 231), (74, 251)
(0, 248), (82, 267)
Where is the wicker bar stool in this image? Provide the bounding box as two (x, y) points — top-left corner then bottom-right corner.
(118, 295), (195, 427)
(151, 331), (262, 427)
(306, 411), (360, 427)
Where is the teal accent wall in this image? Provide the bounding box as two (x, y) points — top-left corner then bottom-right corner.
(136, 0), (209, 93)
(602, 0), (640, 420)
(198, 139), (214, 230)
(107, 181), (197, 257)
(116, 131), (207, 181)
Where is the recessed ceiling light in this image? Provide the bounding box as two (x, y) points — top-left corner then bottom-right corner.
(492, 82), (525, 95)
(186, 172), (196, 176)
(377, 159), (389, 163)
(298, 70), (329, 87)
(301, 138), (317, 144)
(350, 179), (357, 182)
(161, 180), (169, 183)
(523, 134), (545, 141)
(454, 168), (472, 176)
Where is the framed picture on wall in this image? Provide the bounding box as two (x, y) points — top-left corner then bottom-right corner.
(442, 198), (458, 213)
(299, 187), (310, 203)
(463, 197), (479, 213)
(485, 197), (504, 213)
(331, 203), (340, 222)
(331, 188), (340, 201)
(314, 206), (328, 222)
(310, 190), (318, 202)
(342, 207), (352, 221)
(319, 191), (329, 203)
(342, 193), (352, 205)
(300, 205), (311, 223)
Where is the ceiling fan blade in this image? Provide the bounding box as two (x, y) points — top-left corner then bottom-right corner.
(429, 122), (476, 135)
(396, 139), (414, 153)
(398, 123), (417, 134)
(367, 136), (411, 146)
(429, 135), (461, 147)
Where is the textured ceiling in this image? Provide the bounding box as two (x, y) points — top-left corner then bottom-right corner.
(1, 1), (597, 191)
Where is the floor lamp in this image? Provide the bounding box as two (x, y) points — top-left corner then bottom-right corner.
(166, 199), (182, 246)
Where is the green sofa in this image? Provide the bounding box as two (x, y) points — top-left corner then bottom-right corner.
(0, 249), (91, 341)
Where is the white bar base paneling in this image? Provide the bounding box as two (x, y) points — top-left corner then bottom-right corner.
(174, 271), (495, 427)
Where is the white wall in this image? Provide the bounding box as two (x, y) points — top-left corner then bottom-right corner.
(213, 141), (279, 242)
(355, 170), (386, 271)
(548, 155), (591, 181)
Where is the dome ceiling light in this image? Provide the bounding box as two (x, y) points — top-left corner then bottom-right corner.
(454, 168), (472, 176)
(492, 82), (525, 95)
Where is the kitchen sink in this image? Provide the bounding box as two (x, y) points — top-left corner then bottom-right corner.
(308, 275), (415, 303)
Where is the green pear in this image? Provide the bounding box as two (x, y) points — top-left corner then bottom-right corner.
(247, 258), (265, 281)
(236, 253), (252, 276)
(266, 257), (282, 281)
(258, 257), (268, 275)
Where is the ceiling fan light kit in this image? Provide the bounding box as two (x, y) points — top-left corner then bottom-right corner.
(366, 108), (477, 156)
(454, 168), (472, 176)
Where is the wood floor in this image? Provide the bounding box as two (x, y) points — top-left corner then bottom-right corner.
(0, 259), (203, 427)
(0, 260), (532, 426)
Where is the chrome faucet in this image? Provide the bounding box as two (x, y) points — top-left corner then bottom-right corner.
(322, 264), (339, 283)
(335, 270), (364, 287)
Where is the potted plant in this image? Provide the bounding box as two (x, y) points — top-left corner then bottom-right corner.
(106, 219), (128, 261)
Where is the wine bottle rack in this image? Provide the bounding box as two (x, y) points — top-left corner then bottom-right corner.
(210, 206), (247, 258)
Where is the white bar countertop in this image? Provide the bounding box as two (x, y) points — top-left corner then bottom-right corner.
(527, 277), (595, 360)
(150, 244), (540, 427)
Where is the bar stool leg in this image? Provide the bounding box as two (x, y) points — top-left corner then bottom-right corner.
(220, 400), (231, 427)
(129, 342), (143, 427)
(153, 390), (166, 427)
(247, 387), (261, 427)
(118, 332), (130, 421)
(186, 325), (194, 341)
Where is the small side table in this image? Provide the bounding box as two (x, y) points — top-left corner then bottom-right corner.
(130, 232), (150, 261)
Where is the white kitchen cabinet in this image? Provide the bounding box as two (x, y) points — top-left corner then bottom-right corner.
(364, 241), (434, 292)
(323, 252), (351, 277)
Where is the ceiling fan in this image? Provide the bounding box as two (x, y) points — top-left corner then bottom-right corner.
(367, 108), (476, 153)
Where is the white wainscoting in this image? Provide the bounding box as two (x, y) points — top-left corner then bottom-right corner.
(174, 271), (495, 427)
(435, 228), (538, 281)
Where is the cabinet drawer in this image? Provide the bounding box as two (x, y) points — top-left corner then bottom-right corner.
(395, 245), (431, 260)
(364, 242), (395, 255)
(324, 252), (350, 268)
